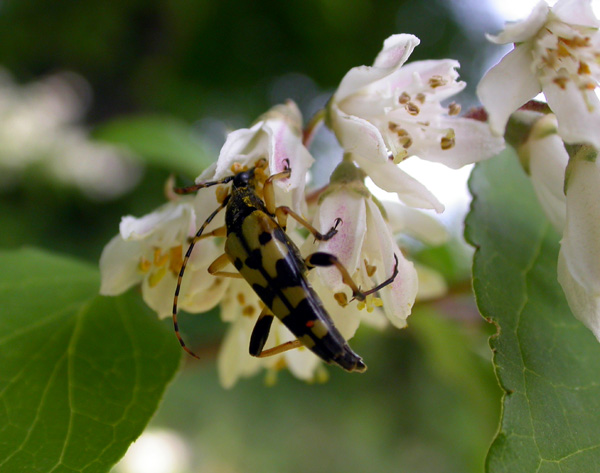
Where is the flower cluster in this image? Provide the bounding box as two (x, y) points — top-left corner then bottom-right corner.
(478, 0), (600, 342)
(0, 70), (141, 200)
(100, 34), (502, 387)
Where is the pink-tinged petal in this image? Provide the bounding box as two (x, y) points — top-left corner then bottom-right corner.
(365, 199), (418, 327)
(557, 250), (600, 342)
(264, 106), (314, 214)
(331, 106), (389, 163)
(561, 158), (600, 294)
(378, 249), (418, 328)
(314, 189), (366, 292)
(217, 316), (262, 389)
(526, 116), (568, 232)
(382, 201), (448, 246)
(99, 235), (144, 295)
(354, 155), (445, 212)
(477, 43), (542, 136)
(411, 116), (505, 168)
(488, 1), (550, 44)
(543, 81), (600, 150)
(552, 0), (600, 28)
(334, 34), (420, 102)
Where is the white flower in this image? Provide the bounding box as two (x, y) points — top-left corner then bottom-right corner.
(99, 197), (227, 317)
(329, 34), (504, 213)
(196, 100), (313, 214)
(522, 114), (569, 232)
(306, 162), (419, 329)
(0, 69), (141, 199)
(520, 113), (600, 342)
(477, 0), (600, 149)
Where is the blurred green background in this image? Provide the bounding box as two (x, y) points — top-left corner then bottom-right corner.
(0, 0), (505, 471)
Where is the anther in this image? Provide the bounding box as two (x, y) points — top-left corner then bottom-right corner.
(441, 129), (456, 150)
(406, 102), (420, 116)
(429, 75), (446, 88)
(334, 292), (349, 307)
(399, 92), (411, 104)
(448, 102), (461, 116)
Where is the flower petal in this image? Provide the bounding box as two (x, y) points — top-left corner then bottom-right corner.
(99, 235), (144, 295)
(477, 43), (542, 136)
(415, 264), (447, 301)
(334, 34), (420, 103)
(543, 81), (600, 150)
(217, 315), (262, 388)
(557, 250), (600, 342)
(552, 0), (600, 28)
(526, 115), (568, 232)
(560, 157), (600, 294)
(314, 189), (367, 293)
(210, 122), (265, 181)
(354, 155), (445, 212)
(330, 106), (389, 163)
(487, 1), (549, 44)
(382, 201), (448, 246)
(365, 199), (418, 327)
(410, 116), (505, 168)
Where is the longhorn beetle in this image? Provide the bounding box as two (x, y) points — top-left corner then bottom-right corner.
(172, 158), (399, 372)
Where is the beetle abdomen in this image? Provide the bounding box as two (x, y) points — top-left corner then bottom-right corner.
(225, 209), (366, 372)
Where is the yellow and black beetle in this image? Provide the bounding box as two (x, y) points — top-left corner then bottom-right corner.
(172, 159), (398, 373)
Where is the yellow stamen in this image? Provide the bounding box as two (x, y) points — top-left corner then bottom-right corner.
(169, 246), (183, 275)
(138, 257), (152, 273)
(148, 266), (167, 287)
(153, 248), (169, 267)
(334, 292), (349, 307)
(242, 305), (256, 317)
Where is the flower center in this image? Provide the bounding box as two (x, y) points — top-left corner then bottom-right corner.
(138, 245), (184, 287)
(533, 24), (599, 109)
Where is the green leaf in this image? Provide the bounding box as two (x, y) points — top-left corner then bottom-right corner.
(93, 115), (214, 177)
(465, 151), (600, 472)
(0, 248), (181, 473)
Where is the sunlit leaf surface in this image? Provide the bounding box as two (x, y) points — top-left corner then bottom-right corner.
(0, 248), (181, 473)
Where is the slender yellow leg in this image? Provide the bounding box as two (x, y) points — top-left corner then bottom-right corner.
(207, 253), (244, 278)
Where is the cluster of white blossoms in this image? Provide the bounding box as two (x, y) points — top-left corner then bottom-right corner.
(0, 70), (141, 200)
(100, 33), (504, 387)
(478, 0), (600, 342)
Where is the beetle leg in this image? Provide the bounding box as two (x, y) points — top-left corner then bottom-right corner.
(249, 307), (274, 356)
(275, 206), (342, 241)
(256, 340), (303, 358)
(189, 225), (227, 242)
(263, 168), (291, 214)
(173, 195), (230, 359)
(207, 253), (243, 279)
(249, 306), (304, 357)
(305, 252), (400, 302)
